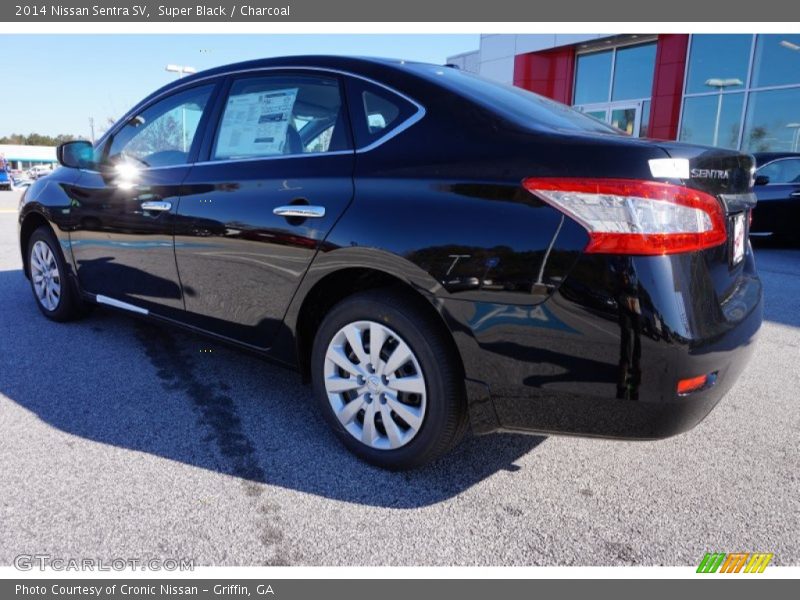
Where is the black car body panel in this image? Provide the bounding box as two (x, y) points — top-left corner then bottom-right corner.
(751, 152), (800, 240)
(18, 55), (762, 443)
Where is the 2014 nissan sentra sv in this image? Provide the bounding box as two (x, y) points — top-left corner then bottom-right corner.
(18, 56), (762, 469)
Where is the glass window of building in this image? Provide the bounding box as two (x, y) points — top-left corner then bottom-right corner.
(680, 94), (744, 149)
(742, 88), (800, 152)
(751, 34), (800, 88)
(612, 43), (657, 101)
(680, 34), (800, 151)
(574, 50), (613, 105)
(639, 100), (651, 138)
(572, 41), (656, 138)
(684, 35), (751, 95)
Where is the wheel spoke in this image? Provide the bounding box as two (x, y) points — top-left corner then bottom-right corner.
(33, 242), (44, 265)
(381, 339), (414, 375)
(379, 402), (403, 448)
(342, 324), (369, 366)
(361, 401), (377, 445)
(326, 346), (362, 377)
(387, 394), (423, 431)
(369, 322), (387, 369)
(387, 374), (425, 395)
(326, 375), (361, 393)
(337, 394), (366, 425)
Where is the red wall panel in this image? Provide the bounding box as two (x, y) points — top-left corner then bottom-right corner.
(648, 34), (690, 140)
(513, 46), (576, 105)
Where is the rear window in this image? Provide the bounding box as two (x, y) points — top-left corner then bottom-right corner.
(414, 65), (622, 135)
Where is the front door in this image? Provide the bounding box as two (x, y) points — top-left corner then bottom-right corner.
(67, 83), (217, 316)
(174, 71), (355, 348)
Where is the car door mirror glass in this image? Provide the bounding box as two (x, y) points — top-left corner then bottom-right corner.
(56, 140), (96, 169)
(754, 174), (770, 186)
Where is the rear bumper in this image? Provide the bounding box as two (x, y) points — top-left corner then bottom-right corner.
(488, 302), (760, 439)
(446, 249), (763, 440)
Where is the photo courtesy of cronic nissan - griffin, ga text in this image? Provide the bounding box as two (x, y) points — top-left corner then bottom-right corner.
(18, 56), (762, 469)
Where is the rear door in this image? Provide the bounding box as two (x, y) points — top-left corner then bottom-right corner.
(174, 70), (355, 348)
(67, 82), (218, 316)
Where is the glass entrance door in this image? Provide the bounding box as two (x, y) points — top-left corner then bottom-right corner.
(575, 101), (644, 137)
(609, 101), (642, 136)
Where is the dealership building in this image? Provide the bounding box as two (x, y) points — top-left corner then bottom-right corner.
(0, 144), (57, 171)
(448, 34), (800, 152)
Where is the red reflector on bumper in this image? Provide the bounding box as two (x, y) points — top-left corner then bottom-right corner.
(677, 374), (708, 394)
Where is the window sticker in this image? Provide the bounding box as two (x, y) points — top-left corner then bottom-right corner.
(215, 88), (299, 158)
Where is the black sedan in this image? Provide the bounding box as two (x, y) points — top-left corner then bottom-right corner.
(18, 56), (762, 469)
(751, 152), (800, 242)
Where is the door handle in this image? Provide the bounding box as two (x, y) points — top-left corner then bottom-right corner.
(790, 191), (800, 197)
(273, 205), (326, 218)
(141, 201), (172, 212)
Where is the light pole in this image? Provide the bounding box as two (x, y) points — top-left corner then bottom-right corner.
(165, 64), (197, 151)
(705, 78), (743, 147)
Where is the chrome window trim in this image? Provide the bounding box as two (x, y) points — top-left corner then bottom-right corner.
(755, 156), (800, 185)
(100, 65), (426, 165)
(193, 150), (354, 167)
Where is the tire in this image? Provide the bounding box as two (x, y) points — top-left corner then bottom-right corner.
(27, 226), (84, 322)
(311, 288), (467, 470)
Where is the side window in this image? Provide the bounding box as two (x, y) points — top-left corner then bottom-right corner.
(346, 79), (420, 149)
(212, 74), (349, 160)
(108, 84), (214, 168)
(363, 90), (400, 134)
(758, 159), (800, 184)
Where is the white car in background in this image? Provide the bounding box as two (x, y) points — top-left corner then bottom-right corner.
(28, 166), (53, 179)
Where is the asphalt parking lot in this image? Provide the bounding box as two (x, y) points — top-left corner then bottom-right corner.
(0, 188), (797, 566)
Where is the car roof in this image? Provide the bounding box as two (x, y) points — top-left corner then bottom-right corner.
(157, 55), (431, 96)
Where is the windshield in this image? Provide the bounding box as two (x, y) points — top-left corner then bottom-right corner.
(413, 64), (622, 135)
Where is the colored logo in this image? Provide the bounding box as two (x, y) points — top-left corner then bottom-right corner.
(697, 552), (773, 573)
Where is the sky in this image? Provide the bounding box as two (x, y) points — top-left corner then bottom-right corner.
(0, 34), (479, 139)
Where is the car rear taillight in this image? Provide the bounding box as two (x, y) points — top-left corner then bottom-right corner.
(522, 178), (727, 255)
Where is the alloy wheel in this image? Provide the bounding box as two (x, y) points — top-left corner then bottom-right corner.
(323, 320), (427, 450)
(30, 240), (61, 312)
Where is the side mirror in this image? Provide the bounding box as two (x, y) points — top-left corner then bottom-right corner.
(754, 174), (770, 186)
(56, 140), (95, 169)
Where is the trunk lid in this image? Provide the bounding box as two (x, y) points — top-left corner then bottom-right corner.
(655, 141), (757, 214)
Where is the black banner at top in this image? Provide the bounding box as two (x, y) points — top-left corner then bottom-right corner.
(2, 0), (800, 21)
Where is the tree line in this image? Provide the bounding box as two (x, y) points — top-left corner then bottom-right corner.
(0, 133), (88, 146)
